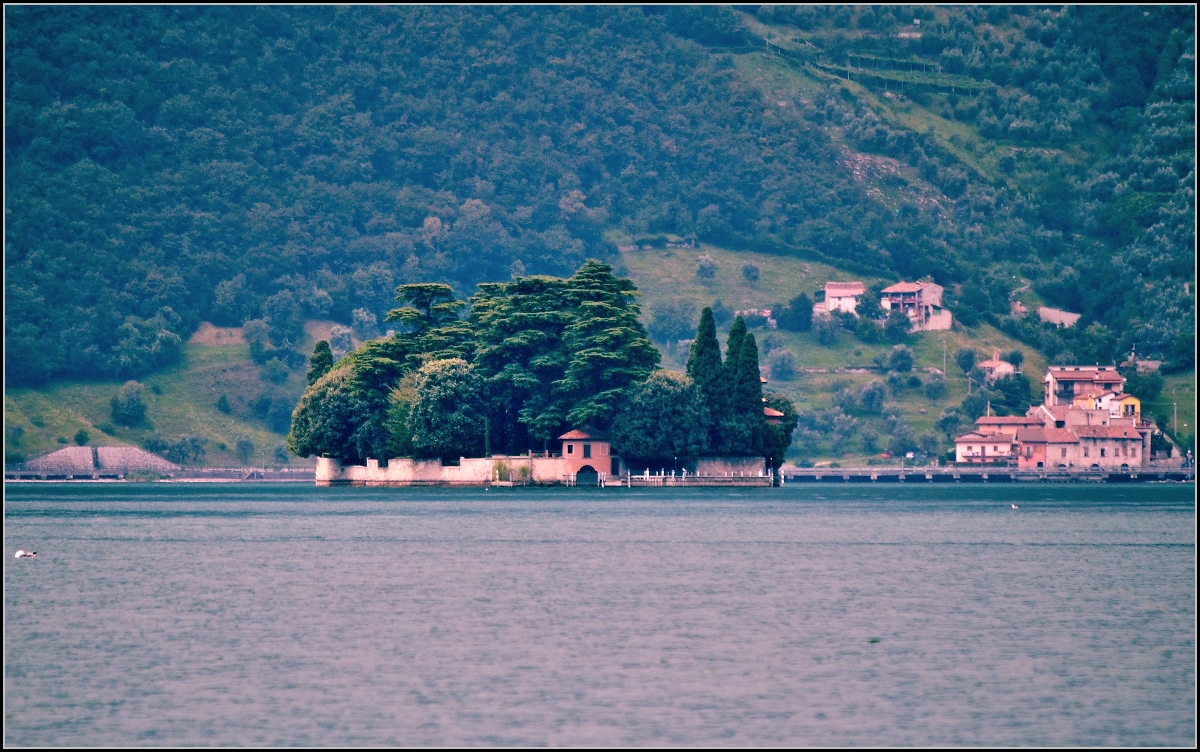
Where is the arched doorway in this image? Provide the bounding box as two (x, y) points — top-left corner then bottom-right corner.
(575, 465), (599, 487)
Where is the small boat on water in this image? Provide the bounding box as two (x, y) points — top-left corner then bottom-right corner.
(15, 550), (37, 559)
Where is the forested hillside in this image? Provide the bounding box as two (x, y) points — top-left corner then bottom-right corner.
(5, 5), (1195, 387)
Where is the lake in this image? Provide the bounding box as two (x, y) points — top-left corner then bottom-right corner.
(4, 483), (1195, 746)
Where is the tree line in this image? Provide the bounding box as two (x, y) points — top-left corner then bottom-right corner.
(288, 260), (797, 472)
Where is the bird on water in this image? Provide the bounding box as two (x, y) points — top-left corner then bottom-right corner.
(15, 550), (37, 558)
(1011, 504), (1019, 509)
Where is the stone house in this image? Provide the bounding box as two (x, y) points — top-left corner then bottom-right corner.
(880, 281), (952, 331)
(976, 349), (1016, 383)
(815, 281), (865, 316)
(1043, 365), (1124, 407)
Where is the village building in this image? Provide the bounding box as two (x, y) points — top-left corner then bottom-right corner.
(814, 281), (865, 316)
(1043, 365), (1124, 407)
(558, 427), (619, 479)
(954, 364), (1153, 469)
(880, 281), (952, 331)
(974, 415), (1043, 434)
(1016, 427), (1081, 469)
(763, 406), (784, 425)
(1072, 425), (1144, 468)
(976, 349), (1016, 383)
(954, 430), (1017, 464)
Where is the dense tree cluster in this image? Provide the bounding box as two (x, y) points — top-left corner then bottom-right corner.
(757, 5), (1194, 367)
(289, 263), (794, 469)
(6, 5), (911, 386)
(6, 6), (1193, 388)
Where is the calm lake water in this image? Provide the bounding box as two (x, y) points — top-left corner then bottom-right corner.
(4, 483), (1195, 746)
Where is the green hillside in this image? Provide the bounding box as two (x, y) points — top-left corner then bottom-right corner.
(3, 323), (337, 467)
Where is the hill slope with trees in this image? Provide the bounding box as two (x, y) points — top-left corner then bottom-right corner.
(5, 5), (1195, 389)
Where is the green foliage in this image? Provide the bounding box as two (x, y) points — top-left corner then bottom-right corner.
(887, 345), (914, 373)
(384, 373), (420, 460)
(924, 372), (946, 399)
(235, 437), (255, 465)
(216, 394), (231, 414)
(557, 261), (661, 429)
(4, 6), (1193, 389)
(991, 374), (1032, 415)
(767, 348), (797, 381)
(686, 307), (726, 451)
(307, 341), (334, 386)
(813, 315), (839, 346)
(261, 358), (289, 384)
(762, 393), (799, 473)
(776, 293), (813, 332)
(409, 359), (485, 462)
(884, 312), (911, 343)
(610, 370), (707, 466)
(954, 348), (977, 375)
(859, 379), (886, 413)
(73, 429), (89, 446)
(1122, 368), (1164, 402)
(110, 380), (147, 427)
(287, 367), (387, 464)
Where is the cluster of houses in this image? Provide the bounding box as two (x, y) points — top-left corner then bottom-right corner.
(954, 365), (1154, 470)
(812, 279), (953, 331)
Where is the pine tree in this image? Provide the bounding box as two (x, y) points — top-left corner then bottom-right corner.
(686, 307), (724, 452)
(307, 340), (334, 385)
(556, 260), (661, 429)
(717, 316), (749, 453)
(734, 333), (765, 456)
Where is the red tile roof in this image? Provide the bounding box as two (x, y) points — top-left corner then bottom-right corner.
(763, 407), (785, 418)
(1073, 426), (1142, 439)
(559, 428), (607, 441)
(882, 282), (923, 293)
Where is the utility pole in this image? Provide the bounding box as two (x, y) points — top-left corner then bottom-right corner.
(1174, 402), (1178, 436)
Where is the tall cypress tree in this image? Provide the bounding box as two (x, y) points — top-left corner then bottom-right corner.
(686, 307), (724, 452)
(307, 340), (334, 385)
(735, 333), (765, 456)
(718, 316), (749, 453)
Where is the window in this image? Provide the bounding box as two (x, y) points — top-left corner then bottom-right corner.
(1061, 448), (1067, 458)
(583, 443), (591, 459)
(967, 446), (973, 452)
(993, 446), (999, 452)
(1131, 447), (1137, 457)
(567, 444), (574, 455)
(1024, 447), (1032, 458)
(1083, 447), (1089, 457)
(1100, 448), (1106, 457)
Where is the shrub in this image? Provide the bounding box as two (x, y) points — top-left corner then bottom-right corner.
(216, 394), (231, 413)
(111, 381), (147, 427)
(924, 372), (947, 399)
(57, 436), (69, 445)
(143, 433), (169, 455)
(813, 315), (839, 346)
(887, 370), (906, 395)
(955, 348), (977, 374)
(767, 348), (797, 380)
(907, 375), (922, 389)
(888, 344), (915, 372)
(884, 311), (911, 343)
(696, 254), (719, 280)
(854, 316), (882, 342)
(859, 380), (887, 412)
(888, 423), (918, 456)
(710, 300), (732, 327)
(235, 437), (256, 465)
(261, 357), (289, 384)
(74, 429), (89, 446)
(742, 263), (760, 282)
(273, 445), (290, 464)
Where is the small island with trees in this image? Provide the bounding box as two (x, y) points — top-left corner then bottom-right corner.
(289, 260), (797, 486)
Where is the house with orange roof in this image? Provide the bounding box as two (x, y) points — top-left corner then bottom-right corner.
(1043, 365), (1124, 407)
(977, 349), (1016, 383)
(880, 281), (952, 331)
(559, 427), (619, 478)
